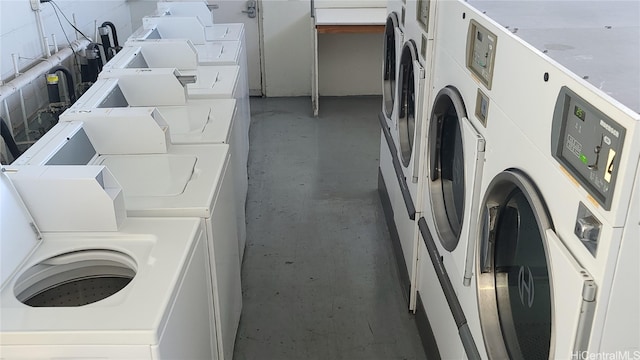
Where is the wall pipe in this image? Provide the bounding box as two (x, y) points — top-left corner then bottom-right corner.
(0, 39), (90, 104)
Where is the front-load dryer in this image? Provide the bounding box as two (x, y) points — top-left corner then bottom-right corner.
(69, 76), (248, 261)
(0, 169), (216, 359)
(414, 1), (640, 358)
(10, 122), (242, 360)
(378, 0), (438, 310)
(412, 2), (489, 357)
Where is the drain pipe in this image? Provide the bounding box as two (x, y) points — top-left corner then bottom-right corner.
(1, 117), (21, 159)
(0, 38), (90, 104)
(101, 22), (121, 50)
(47, 65), (76, 104)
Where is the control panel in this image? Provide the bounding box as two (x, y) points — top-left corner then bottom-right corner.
(552, 86), (626, 210)
(417, 0), (430, 32)
(466, 20), (497, 89)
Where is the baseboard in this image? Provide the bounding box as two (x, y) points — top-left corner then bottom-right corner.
(415, 291), (442, 360)
(377, 168), (411, 304)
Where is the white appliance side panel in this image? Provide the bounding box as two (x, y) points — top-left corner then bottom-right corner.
(229, 109), (248, 259)
(598, 163), (640, 354)
(156, 229), (218, 359)
(207, 157), (242, 360)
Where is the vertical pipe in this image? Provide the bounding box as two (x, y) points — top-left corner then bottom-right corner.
(12, 54), (30, 142)
(73, 14), (79, 40)
(3, 100), (14, 138)
(34, 9), (49, 58)
(52, 34), (59, 53)
(44, 37), (51, 58)
(18, 90), (29, 142)
(11, 54), (19, 76)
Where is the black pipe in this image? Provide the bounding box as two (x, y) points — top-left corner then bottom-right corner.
(99, 29), (113, 61)
(101, 21), (121, 52)
(48, 65), (76, 103)
(82, 43), (103, 83)
(0, 118), (21, 160)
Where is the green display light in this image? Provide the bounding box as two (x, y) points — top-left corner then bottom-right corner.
(580, 154), (588, 164)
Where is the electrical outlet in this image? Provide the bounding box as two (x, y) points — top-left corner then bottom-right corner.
(30, 0), (40, 10)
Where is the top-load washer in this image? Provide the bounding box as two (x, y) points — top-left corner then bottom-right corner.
(127, 1), (250, 131)
(414, 0), (640, 358)
(68, 75), (248, 260)
(0, 167), (217, 359)
(100, 40), (250, 185)
(9, 121), (242, 360)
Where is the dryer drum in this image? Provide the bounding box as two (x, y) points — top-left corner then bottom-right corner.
(476, 170), (553, 360)
(14, 250), (137, 307)
(428, 86), (467, 251)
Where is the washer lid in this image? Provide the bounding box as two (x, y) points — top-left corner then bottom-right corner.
(0, 170), (41, 288)
(186, 66), (239, 98)
(97, 154), (197, 197)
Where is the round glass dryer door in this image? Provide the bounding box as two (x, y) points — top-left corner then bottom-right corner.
(477, 170), (553, 360)
(398, 40), (419, 167)
(383, 13), (399, 119)
(427, 86), (466, 251)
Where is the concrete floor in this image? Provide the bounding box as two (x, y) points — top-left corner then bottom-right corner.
(233, 96), (426, 359)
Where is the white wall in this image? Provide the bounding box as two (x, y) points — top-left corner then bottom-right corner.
(260, 0), (382, 97)
(0, 0), (132, 133)
(318, 33), (382, 96)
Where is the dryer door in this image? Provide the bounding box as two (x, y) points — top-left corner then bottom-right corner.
(398, 40), (424, 171)
(382, 13), (399, 120)
(476, 170), (596, 359)
(427, 86), (484, 252)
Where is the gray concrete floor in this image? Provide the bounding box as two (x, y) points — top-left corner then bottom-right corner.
(233, 96), (426, 360)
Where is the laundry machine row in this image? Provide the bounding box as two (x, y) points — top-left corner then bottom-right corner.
(412, 0), (639, 359)
(0, 4), (251, 358)
(378, 0), (439, 311)
(5, 119), (242, 360)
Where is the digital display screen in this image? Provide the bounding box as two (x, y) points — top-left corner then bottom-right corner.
(574, 105), (586, 121)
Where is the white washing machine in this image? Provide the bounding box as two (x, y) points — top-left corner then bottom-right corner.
(10, 121), (242, 360)
(415, 0), (640, 358)
(0, 168), (217, 359)
(99, 66), (241, 102)
(70, 75), (248, 260)
(128, 9), (251, 133)
(113, 39), (251, 159)
(106, 39), (242, 69)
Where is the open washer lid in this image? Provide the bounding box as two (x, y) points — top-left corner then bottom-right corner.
(186, 65), (240, 99)
(0, 171), (41, 288)
(193, 41), (242, 65)
(97, 154), (197, 197)
(205, 23), (244, 42)
(157, 99), (236, 144)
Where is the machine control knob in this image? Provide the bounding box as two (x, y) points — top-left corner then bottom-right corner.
(575, 215), (601, 244)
